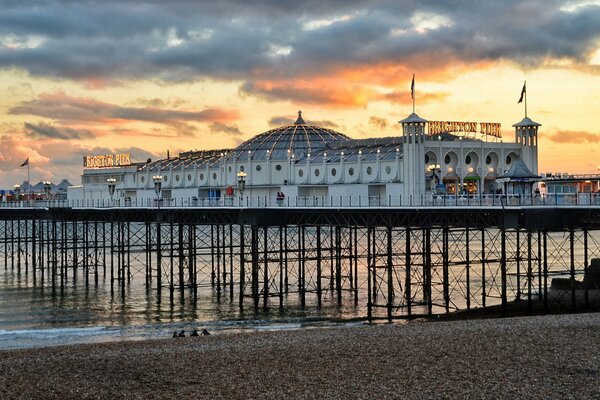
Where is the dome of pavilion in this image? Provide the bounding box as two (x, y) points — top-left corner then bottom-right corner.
(228, 111), (350, 161)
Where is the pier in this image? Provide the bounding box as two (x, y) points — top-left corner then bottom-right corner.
(1, 202), (600, 321)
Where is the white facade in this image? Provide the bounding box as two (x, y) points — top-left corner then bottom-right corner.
(68, 111), (539, 206)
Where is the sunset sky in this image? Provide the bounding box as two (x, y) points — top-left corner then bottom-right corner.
(0, 0), (599, 187)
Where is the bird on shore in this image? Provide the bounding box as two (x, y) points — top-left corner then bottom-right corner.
(201, 329), (210, 336)
(178, 330), (185, 337)
(190, 329), (199, 337)
(172, 331), (178, 338)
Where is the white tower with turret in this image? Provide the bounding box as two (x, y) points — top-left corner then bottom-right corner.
(512, 117), (540, 175)
(399, 112), (427, 204)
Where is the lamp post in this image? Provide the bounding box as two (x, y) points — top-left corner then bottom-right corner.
(13, 184), (20, 203)
(428, 164), (441, 194)
(107, 177), (117, 205)
(152, 175), (163, 207)
(43, 181), (52, 200)
(237, 170), (247, 206)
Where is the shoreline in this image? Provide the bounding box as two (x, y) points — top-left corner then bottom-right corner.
(1, 313), (599, 399)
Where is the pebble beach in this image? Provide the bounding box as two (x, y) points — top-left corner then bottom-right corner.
(1, 313), (599, 399)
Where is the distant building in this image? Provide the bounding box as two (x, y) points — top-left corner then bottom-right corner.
(541, 173), (600, 194)
(14, 179), (74, 200)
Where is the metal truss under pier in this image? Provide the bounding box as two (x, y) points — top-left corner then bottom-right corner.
(1, 206), (600, 320)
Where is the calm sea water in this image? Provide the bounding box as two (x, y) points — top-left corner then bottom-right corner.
(0, 264), (369, 350)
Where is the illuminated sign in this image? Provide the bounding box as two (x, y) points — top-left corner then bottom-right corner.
(83, 154), (131, 168)
(428, 121), (502, 138)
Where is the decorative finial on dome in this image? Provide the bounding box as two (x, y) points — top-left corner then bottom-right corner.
(294, 110), (305, 125)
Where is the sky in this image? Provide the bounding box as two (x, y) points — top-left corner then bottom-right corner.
(0, 0), (599, 187)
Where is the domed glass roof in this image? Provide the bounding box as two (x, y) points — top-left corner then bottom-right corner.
(229, 111), (350, 161)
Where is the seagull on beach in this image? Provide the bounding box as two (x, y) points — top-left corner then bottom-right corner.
(178, 330), (185, 337)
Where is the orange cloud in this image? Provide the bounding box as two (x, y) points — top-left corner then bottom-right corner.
(545, 130), (600, 143)
(241, 78), (376, 107)
(9, 91), (240, 139)
(11, 91), (239, 125)
(241, 61), (493, 108)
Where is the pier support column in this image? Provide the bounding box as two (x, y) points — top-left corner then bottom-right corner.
(316, 225), (322, 307)
(386, 225), (394, 322)
(251, 226), (259, 309)
(239, 225), (245, 308)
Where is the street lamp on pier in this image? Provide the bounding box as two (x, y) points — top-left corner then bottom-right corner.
(236, 170), (247, 206)
(107, 177), (117, 204)
(152, 175), (163, 206)
(428, 164), (441, 193)
(13, 184), (20, 202)
(43, 181), (52, 200)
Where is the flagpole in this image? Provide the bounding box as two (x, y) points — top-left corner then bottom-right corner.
(413, 75), (415, 114)
(27, 158), (30, 198)
(524, 80), (527, 118)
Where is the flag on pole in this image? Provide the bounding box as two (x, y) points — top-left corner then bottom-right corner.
(20, 158), (29, 167)
(410, 74), (415, 100)
(518, 82), (526, 103)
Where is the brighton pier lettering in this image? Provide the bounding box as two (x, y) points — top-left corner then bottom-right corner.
(83, 154), (131, 168)
(427, 121), (502, 138)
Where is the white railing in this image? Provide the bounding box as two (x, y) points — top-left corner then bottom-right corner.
(1, 193), (600, 209)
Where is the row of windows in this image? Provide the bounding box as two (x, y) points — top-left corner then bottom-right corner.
(137, 164), (399, 184)
(426, 153), (514, 165)
(297, 166), (393, 178)
(230, 164), (283, 172)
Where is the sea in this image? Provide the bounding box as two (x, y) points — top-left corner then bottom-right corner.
(0, 264), (369, 350)
(0, 228), (592, 350)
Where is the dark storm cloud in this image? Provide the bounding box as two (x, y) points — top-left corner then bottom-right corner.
(0, 1), (599, 96)
(24, 122), (94, 140)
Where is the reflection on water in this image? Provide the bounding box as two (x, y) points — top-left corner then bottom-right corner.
(0, 263), (368, 350)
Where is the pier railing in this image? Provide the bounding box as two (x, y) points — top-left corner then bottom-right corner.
(2, 192), (600, 209)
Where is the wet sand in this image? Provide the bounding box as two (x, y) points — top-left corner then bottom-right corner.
(1, 313), (599, 399)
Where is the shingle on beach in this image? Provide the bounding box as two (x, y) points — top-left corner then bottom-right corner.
(1, 313), (599, 399)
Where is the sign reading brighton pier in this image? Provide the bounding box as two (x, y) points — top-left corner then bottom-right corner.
(83, 153), (131, 168)
(427, 121), (502, 138)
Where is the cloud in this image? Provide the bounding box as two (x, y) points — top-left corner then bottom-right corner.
(0, 133), (167, 186)
(369, 116), (388, 130)
(241, 79), (375, 107)
(268, 114), (339, 128)
(24, 122), (94, 139)
(9, 91), (238, 139)
(209, 122), (242, 137)
(0, 1), (597, 102)
(268, 116), (295, 126)
(128, 96), (189, 108)
(10, 91), (237, 124)
(545, 130), (600, 143)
